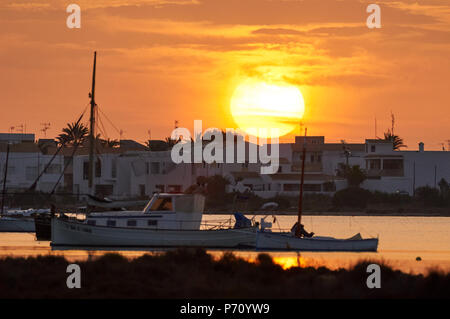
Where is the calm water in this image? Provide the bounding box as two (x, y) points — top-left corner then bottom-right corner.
(1, 215), (449, 274)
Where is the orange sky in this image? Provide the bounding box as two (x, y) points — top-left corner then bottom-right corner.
(1, 0), (449, 149)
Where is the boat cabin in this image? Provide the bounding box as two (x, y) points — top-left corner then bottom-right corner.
(85, 193), (205, 230)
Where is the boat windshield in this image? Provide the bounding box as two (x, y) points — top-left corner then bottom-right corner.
(147, 197), (173, 211)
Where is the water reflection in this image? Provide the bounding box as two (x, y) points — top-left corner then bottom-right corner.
(0, 215), (449, 275)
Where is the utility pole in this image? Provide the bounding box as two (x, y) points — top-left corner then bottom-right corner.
(88, 51), (97, 195)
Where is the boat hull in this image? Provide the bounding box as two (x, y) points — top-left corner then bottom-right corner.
(256, 232), (378, 252)
(51, 218), (256, 249)
(0, 217), (35, 232)
(34, 215), (52, 240)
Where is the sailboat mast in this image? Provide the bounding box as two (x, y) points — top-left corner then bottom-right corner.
(88, 51), (97, 194)
(296, 127), (307, 234)
(1, 143), (10, 215)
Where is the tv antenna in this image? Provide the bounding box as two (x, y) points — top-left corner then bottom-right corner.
(16, 124), (25, 133)
(40, 123), (51, 137)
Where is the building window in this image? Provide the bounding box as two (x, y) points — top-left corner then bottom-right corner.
(83, 161), (89, 180)
(111, 158), (117, 178)
(304, 184), (321, 192)
(383, 159), (403, 170)
(317, 155), (322, 163)
(151, 162), (160, 174)
(127, 220), (137, 227)
(283, 183), (299, 191)
(95, 160), (102, 178)
(147, 220), (157, 226)
(367, 159), (381, 170)
(139, 184), (146, 197)
(107, 220), (116, 227)
(371, 145), (376, 152)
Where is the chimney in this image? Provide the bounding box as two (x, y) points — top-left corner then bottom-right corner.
(419, 142), (424, 152)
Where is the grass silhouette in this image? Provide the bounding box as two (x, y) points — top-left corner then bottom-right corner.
(0, 249), (448, 298)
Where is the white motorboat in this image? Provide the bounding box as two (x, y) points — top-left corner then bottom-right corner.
(51, 193), (257, 249)
(256, 231), (378, 251)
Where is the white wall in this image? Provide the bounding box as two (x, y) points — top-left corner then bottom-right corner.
(0, 152), (65, 192)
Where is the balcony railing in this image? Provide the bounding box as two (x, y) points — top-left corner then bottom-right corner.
(291, 163), (323, 172)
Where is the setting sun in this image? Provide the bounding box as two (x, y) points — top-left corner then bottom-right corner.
(230, 80), (305, 138)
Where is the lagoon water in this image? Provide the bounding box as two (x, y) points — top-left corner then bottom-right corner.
(0, 215), (449, 274)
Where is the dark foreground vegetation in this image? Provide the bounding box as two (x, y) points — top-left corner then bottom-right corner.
(0, 249), (449, 299)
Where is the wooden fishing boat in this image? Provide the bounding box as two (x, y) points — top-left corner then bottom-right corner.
(256, 231), (378, 251)
(255, 128), (379, 252)
(51, 193), (257, 249)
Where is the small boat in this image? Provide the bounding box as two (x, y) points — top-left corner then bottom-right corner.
(51, 193), (257, 249)
(254, 127), (379, 252)
(0, 208), (51, 232)
(256, 231), (378, 251)
(0, 216), (36, 232)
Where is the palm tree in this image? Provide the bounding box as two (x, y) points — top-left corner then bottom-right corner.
(57, 122), (89, 147)
(165, 136), (180, 148)
(382, 129), (407, 150)
(100, 138), (120, 149)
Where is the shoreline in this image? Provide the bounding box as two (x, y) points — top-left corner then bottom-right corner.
(205, 210), (450, 217)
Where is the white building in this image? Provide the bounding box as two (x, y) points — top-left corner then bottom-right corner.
(0, 142), (65, 192)
(362, 140), (450, 195)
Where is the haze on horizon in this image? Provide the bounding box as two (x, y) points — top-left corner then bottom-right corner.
(0, 0), (449, 149)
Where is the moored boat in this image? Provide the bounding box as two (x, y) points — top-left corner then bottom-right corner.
(0, 216), (35, 232)
(256, 231), (378, 251)
(51, 193), (257, 249)
(254, 127), (379, 252)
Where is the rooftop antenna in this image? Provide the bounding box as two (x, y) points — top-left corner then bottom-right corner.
(147, 129), (151, 140)
(374, 117), (377, 138)
(391, 112), (395, 136)
(40, 123), (51, 137)
(174, 120), (179, 129)
(9, 126), (14, 133)
(119, 129), (124, 140)
(16, 124), (24, 133)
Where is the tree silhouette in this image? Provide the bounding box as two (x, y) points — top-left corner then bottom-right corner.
(56, 122), (89, 146)
(383, 129), (407, 150)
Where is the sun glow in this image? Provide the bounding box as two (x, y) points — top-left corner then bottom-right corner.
(230, 80), (305, 138)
